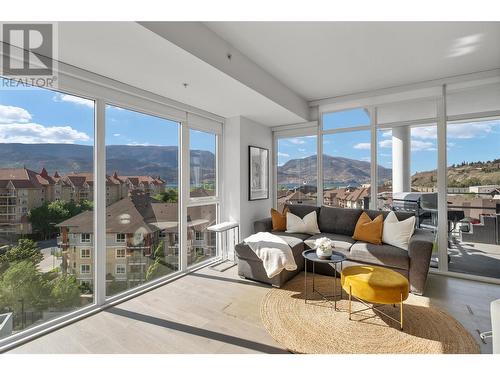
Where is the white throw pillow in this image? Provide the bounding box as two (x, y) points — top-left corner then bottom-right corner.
(286, 211), (321, 235)
(382, 211), (416, 250)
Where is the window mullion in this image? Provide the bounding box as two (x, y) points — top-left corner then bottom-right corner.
(179, 122), (189, 272)
(94, 98), (106, 306)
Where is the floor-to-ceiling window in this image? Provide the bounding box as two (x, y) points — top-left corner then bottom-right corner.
(0, 72), (223, 347)
(322, 108), (372, 208)
(276, 135), (317, 211)
(445, 118), (500, 278)
(444, 82), (500, 279)
(188, 129), (219, 267)
(104, 105), (180, 297)
(0, 81), (95, 338)
(274, 80), (500, 283)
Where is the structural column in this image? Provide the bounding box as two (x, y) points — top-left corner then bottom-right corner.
(392, 126), (411, 193)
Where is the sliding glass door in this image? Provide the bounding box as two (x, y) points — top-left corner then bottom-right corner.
(446, 118), (500, 279)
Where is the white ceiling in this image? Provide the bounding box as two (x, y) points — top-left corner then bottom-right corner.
(205, 22), (500, 101)
(57, 22), (305, 126)
(55, 22), (500, 127)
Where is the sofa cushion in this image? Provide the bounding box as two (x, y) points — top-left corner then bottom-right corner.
(273, 231), (311, 248)
(271, 207), (289, 231)
(352, 212), (384, 245)
(286, 211), (320, 235)
(364, 209), (414, 222)
(304, 233), (355, 255)
(318, 206), (362, 236)
(350, 241), (409, 270)
(285, 204), (320, 219)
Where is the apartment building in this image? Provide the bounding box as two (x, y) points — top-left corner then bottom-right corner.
(0, 168), (166, 239)
(0, 168), (53, 239)
(57, 191), (215, 289)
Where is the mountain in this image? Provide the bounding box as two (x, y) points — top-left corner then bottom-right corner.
(278, 154), (392, 187)
(411, 159), (500, 188)
(0, 143), (215, 185)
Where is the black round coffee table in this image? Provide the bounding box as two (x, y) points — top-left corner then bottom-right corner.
(302, 249), (346, 310)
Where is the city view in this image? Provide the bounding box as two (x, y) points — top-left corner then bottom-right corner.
(277, 111), (500, 279)
(0, 85), (217, 338)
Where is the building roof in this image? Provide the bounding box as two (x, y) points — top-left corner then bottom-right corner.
(0, 168), (166, 189)
(57, 191), (188, 235)
(0, 168), (48, 189)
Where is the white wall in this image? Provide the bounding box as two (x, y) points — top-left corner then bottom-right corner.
(223, 116), (273, 255)
(239, 117), (273, 239)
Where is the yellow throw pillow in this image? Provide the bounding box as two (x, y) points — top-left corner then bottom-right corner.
(352, 212), (384, 245)
(271, 207), (289, 231)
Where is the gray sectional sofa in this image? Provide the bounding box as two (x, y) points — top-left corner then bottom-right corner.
(234, 204), (434, 295)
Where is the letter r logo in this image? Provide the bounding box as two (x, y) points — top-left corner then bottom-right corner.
(2, 23), (53, 76)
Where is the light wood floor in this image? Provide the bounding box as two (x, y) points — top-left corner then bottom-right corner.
(9, 265), (500, 354)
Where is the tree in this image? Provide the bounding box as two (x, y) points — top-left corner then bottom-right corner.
(146, 240), (170, 281)
(2, 239), (43, 265)
(145, 258), (169, 281)
(28, 199), (94, 239)
(0, 260), (51, 314)
(153, 240), (165, 260)
(49, 275), (81, 309)
(153, 189), (178, 203)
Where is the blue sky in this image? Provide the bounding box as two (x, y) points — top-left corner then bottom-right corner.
(0, 84), (215, 153)
(278, 108), (500, 174)
(1, 84), (498, 174)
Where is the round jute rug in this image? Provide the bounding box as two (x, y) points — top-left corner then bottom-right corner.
(260, 273), (480, 354)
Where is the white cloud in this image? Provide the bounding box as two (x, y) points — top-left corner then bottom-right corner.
(113, 133), (121, 137)
(298, 148), (306, 152)
(277, 152), (290, 157)
(411, 140), (436, 151)
(380, 130), (391, 138)
(53, 93), (94, 108)
(378, 139), (392, 148)
(0, 123), (91, 144)
(378, 138), (435, 151)
(411, 126), (437, 139)
(411, 121), (499, 140)
(288, 138), (305, 145)
(353, 142), (371, 150)
(448, 121), (497, 139)
(126, 142), (160, 146)
(0, 105), (32, 124)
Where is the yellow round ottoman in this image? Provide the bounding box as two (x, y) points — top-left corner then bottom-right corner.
(341, 265), (409, 330)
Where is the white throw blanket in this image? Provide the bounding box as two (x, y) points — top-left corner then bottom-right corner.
(244, 232), (297, 278)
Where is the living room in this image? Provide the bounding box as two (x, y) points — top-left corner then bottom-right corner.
(1, 0), (500, 372)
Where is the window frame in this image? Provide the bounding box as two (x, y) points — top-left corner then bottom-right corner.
(80, 264), (91, 275)
(80, 248), (91, 259)
(115, 233), (126, 243)
(0, 54), (224, 351)
(115, 248), (126, 259)
(115, 264), (126, 276)
(80, 233), (91, 243)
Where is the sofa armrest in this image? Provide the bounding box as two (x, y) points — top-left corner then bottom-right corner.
(254, 217), (273, 233)
(408, 228), (434, 295)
